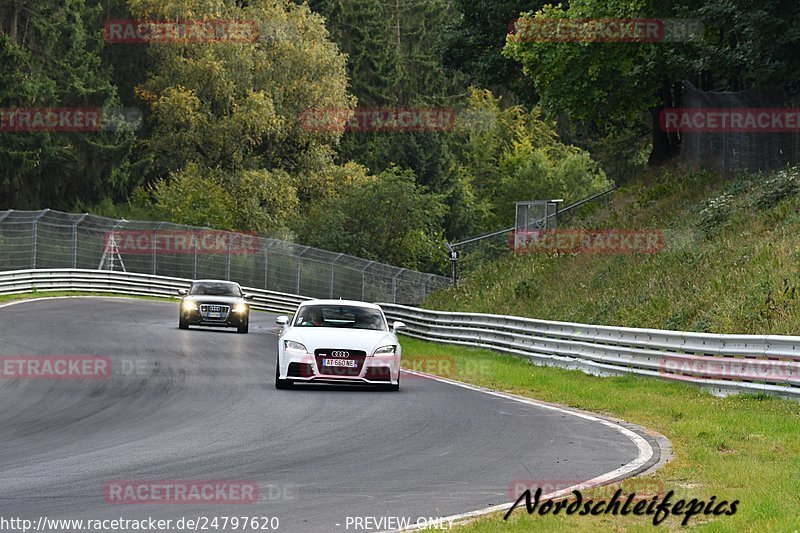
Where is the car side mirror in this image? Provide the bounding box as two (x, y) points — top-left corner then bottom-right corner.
(392, 321), (406, 332)
(243, 293), (254, 301)
(276, 316), (289, 325)
(178, 289), (188, 296)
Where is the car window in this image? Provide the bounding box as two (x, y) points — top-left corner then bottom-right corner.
(189, 282), (241, 297)
(293, 305), (386, 330)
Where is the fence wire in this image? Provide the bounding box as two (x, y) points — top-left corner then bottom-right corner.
(0, 209), (450, 305)
(681, 80), (800, 175)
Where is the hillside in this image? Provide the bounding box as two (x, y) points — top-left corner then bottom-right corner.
(425, 165), (800, 335)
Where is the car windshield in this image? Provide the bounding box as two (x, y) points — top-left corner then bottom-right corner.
(293, 305), (386, 330)
(189, 282), (241, 297)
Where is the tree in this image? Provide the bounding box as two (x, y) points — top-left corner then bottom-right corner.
(294, 166), (447, 271)
(128, 0), (353, 233)
(439, 0), (540, 106)
(0, 0), (134, 209)
(504, 0), (800, 166)
(450, 89), (610, 226)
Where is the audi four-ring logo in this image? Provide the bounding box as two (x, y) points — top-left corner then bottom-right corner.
(330, 351), (350, 358)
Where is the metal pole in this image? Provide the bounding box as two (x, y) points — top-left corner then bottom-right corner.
(264, 246), (269, 289)
(295, 259), (301, 294)
(31, 209), (48, 269)
(329, 254), (342, 299)
(192, 233), (198, 279)
(72, 214), (88, 269)
(361, 261), (374, 301)
(225, 232), (232, 281)
(152, 223), (165, 275)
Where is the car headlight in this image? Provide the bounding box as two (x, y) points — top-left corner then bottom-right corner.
(373, 345), (396, 356)
(284, 340), (308, 352)
(232, 302), (247, 314)
(182, 300), (198, 312)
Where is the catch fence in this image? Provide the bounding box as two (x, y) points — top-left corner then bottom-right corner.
(0, 209), (449, 305)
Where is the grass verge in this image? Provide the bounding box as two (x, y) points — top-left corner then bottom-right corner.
(0, 290), (175, 304)
(401, 336), (800, 532)
(427, 166), (800, 335)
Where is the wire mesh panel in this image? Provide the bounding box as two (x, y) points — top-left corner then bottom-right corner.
(680, 81), (800, 175)
(0, 209), (449, 304)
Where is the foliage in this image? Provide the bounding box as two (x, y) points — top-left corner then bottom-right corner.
(451, 89), (611, 226)
(0, 0), (135, 209)
(294, 166), (447, 271)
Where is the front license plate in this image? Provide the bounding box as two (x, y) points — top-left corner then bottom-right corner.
(322, 359), (356, 368)
(207, 312), (222, 318)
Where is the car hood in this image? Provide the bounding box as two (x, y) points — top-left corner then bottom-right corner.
(183, 295), (243, 305)
(285, 327), (396, 352)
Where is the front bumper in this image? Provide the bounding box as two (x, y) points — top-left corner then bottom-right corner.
(280, 350), (400, 385)
(182, 308), (248, 327)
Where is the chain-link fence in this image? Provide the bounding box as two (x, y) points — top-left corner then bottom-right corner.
(0, 209), (450, 304)
(680, 81), (800, 175)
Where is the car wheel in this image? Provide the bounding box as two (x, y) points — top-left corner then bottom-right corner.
(179, 315), (189, 330)
(237, 321), (249, 334)
(275, 358), (293, 389)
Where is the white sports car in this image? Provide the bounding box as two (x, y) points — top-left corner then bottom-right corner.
(274, 300), (405, 391)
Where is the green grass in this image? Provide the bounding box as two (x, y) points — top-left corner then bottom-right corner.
(401, 336), (800, 531)
(0, 290), (175, 304)
(428, 166), (800, 335)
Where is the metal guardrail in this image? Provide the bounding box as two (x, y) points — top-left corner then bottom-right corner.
(2, 269), (799, 399)
(378, 303), (800, 399)
(0, 269), (309, 314)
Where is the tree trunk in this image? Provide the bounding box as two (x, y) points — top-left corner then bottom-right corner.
(9, 1), (19, 44)
(648, 78), (681, 166)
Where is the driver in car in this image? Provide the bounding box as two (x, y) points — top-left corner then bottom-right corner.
(301, 307), (325, 327)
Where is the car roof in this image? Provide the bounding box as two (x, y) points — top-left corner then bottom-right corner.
(192, 280), (241, 285)
(298, 299), (383, 311)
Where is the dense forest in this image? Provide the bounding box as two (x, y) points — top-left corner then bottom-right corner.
(0, 0), (798, 272)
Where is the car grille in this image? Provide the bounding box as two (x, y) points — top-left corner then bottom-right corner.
(314, 349), (366, 377)
(199, 304), (230, 321)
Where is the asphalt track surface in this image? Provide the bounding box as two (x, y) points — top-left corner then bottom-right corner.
(0, 298), (662, 532)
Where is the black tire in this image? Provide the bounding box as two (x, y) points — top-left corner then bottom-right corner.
(237, 322), (249, 334)
(275, 358), (293, 389)
(179, 315), (189, 330)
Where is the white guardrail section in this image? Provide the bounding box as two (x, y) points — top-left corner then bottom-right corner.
(0, 268), (310, 314)
(378, 303), (800, 400)
(2, 269), (799, 399)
